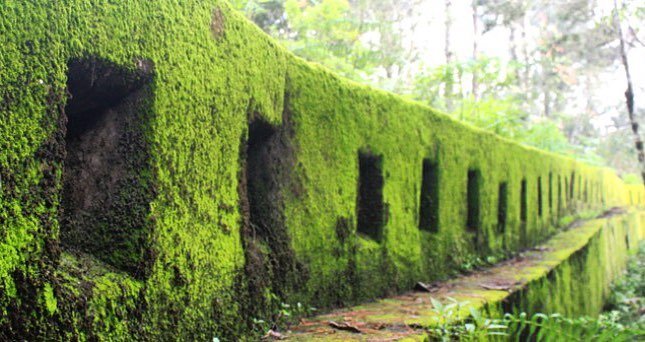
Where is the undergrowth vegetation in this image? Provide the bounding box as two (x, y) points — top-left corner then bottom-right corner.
(602, 240), (645, 330)
(425, 302), (643, 341)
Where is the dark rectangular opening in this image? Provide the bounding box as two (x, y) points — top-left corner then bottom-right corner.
(548, 172), (553, 213)
(520, 178), (528, 223)
(238, 114), (300, 313)
(357, 152), (385, 241)
(570, 172), (575, 200)
(558, 175), (562, 215)
(61, 57), (154, 278)
(497, 182), (508, 233)
(537, 176), (543, 217)
(419, 159), (439, 232)
(584, 179), (588, 202)
(466, 169), (481, 232)
(245, 119), (279, 239)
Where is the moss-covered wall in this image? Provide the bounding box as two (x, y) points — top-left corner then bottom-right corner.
(502, 210), (645, 318)
(0, 1), (643, 339)
(286, 209), (645, 341)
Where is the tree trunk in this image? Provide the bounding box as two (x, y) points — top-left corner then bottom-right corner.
(444, 0), (454, 111)
(471, 0), (478, 100)
(509, 25), (521, 84)
(614, 0), (645, 186)
(543, 85), (551, 118)
(522, 13), (530, 96)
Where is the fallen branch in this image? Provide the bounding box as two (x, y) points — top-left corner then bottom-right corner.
(414, 281), (440, 293)
(328, 321), (363, 334)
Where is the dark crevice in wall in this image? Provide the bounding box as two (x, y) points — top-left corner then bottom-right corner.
(466, 169), (481, 232)
(60, 57), (154, 278)
(497, 182), (508, 233)
(520, 179), (528, 222)
(335, 216), (353, 243)
(570, 172), (576, 201)
(419, 159), (439, 233)
(537, 177), (543, 217)
(565, 177), (570, 208)
(357, 152), (385, 241)
(548, 172), (553, 213)
(238, 118), (276, 319)
(520, 178), (528, 242)
(237, 96), (306, 323)
(558, 175), (563, 217)
(246, 119), (279, 240)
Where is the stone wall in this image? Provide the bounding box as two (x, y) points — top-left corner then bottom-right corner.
(0, 1), (642, 339)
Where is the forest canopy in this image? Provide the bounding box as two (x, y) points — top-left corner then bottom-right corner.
(233, 0), (645, 181)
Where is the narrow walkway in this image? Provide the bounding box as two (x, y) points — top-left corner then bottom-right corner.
(286, 208), (626, 341)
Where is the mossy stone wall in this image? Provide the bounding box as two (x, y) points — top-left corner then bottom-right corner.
(501, 210), (645, 318)
(0, 1), (643, 339)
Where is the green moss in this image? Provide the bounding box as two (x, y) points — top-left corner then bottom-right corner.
(507, 210), (643, 318)
(42, 283), (57, 315)
(0, 0), (643, 339)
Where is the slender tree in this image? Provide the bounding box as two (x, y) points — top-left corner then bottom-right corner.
(613, 0), (645, 185)
(444, 0), (454, 111)
(472, 0), (479, 100)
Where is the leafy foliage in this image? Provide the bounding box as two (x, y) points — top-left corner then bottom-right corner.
(250, 291), (317, 337)
(602, 241), (645, 330)
(500, 312), (642, 342)
(429, 305), (643, 341)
